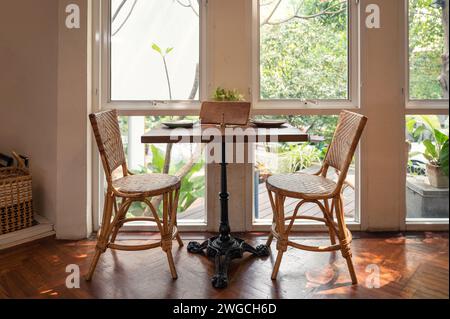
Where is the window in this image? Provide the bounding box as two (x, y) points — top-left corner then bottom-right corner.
(258, 0), (351, 101)
(253, 115), (358, 224)
(405, 0), (449, 226)
(405, 115), (449, 219)
(118, 116), (206, 223)
(408, 0), (449, 101)
(93, 0), (207, 231)
(110, 0), (200, 101)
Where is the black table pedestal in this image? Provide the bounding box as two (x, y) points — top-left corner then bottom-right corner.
(187, 139), (269, 289)
(188, 236), (269, 289)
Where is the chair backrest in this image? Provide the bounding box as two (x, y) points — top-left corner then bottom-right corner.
(89, 110), (127, 179)
(323, 111), (367, 184)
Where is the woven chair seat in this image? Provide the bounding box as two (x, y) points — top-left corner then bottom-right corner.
(113, 173), (180, 197)
(267, 172), (337, 198)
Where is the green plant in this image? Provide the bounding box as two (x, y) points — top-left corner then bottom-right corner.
(213, 87), (244, 101)
(286, 144), (322, 172)
(440, 140), (449, 176)
(129, 145), (205, 216)
(152, 43), (174, 99)
(406, 115), (449, 176)
(422, 127), (448, 169)
(173, 160), (205, 212)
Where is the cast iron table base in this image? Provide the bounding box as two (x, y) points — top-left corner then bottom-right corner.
(187, 139), (269, 289)
(188, 236), (269, 289)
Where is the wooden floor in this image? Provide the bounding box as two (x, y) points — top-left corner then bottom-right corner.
(0, 232), (447, 299)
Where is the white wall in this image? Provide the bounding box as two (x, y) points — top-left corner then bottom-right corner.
(0, 0), (59, 224)
(56, 0), (91, 239)
(0, 0), (91, 239)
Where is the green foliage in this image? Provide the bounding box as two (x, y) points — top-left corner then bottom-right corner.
(259, 0), (446, 100)
(406, 115), (449, 168)
(174, 160), (205, 212)
(151, 43), (162, 54)
(119, 116), (205, 217)
(440, 140), (449, 176)
(260, 0), (348, 100)
(129, 144), (205, 216)
(254, 115), (338, 160)
(281, 143), (322, 172)
(408, 0), (446, 99)
(151, 43), (174, 57)
(213, 87), (245, 101)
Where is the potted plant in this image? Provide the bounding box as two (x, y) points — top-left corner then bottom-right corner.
(406, 115), (449, 188)
(423, 133), (449, 188)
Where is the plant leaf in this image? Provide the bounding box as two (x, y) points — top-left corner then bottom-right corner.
(434, 128), (448, 145)
(151, 43), (162, 54)
(166, 47), (174, 54)
(406, 117), (416, 134)
(150, 145), (165, 173)
(440, 140), (449, 176)
(423, 139), (438, 161)
(418, 115), (441, 135)
(412, 126), (425, 139)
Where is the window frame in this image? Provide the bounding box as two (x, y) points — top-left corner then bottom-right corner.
(252, 0), (360, 110)
(401, 0), (449, 229)
(246, 0), (362, 232)
(99, 0), (208, 113)
(92, 0), (210, 232)
(404, 0), (449, 109)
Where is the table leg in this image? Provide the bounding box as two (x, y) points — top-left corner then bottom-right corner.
(188, 140), (269, 289)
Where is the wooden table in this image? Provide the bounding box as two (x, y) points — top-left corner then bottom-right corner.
(142, 124), (309, 288)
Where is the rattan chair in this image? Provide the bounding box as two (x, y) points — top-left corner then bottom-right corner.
(266, 111), (367, 284)
(86, 110), (183, 281)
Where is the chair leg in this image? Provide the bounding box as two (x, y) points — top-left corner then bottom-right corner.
(335, 197), (358, 285)
(110, 199), (129, 244)
(266, 234), (274, 247)
(86, 192), (114, 281)
(86, 250), (102, 282)
(271, 193), (287, 280)
(176, 233), (184, 247)
(166, 250), (178, 279)
(162, 191), (179, 279)
(266, 190), (277, 248)
(173, 196), (184, 248)
(271, 250), (284, 280)
(325, 199), (337, 245)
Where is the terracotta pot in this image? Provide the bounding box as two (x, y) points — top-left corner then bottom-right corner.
(426, 163), (449, 188)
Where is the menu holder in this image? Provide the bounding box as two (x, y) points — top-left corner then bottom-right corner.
(200, 102), (251, 126)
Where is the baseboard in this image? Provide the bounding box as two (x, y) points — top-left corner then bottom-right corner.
(0, 215), (55, 250)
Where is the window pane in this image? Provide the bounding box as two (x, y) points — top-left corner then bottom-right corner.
(260, 0), (349, 100)
(110, 0), (200, 101)
(409, 0), (448, 100)
(253, 116), (357, 223)
(406, 115), (449, 219)
(118, 116), (206, 222)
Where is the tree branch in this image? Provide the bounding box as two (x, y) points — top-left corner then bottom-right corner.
(261, 0), (347, 26)
(112, 0), (138, 37)
(175, 0), (199, 17)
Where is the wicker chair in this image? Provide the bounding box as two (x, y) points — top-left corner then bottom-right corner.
(266, 111), (367, 284)
(86, 110), (183, 281)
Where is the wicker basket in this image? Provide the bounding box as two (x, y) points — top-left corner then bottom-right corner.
(0, 152), (34, 235)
